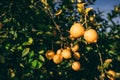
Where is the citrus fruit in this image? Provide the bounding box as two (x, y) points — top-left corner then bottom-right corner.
(56, 49), (62, 55)
(72, 61), (81, 71)
(73, 52), (81, 60)
(53, 54), (63, 64)
(107, 70), (116, 80)
(89, 16), (94, 22)
(71, 44), (79, 52)
(84, 29), (98, 43)
(45, 50), (55, 60)
(61, 49), (71, 59)
(70, 23), (85, 38)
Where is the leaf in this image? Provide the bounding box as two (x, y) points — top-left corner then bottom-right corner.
(41, 0), (48, 6)
(28, 58), (33, 63)
(29, 51), (34, 58)
(9, 68), (15, 78)
(31, 59), (43, 69)
(31, 60), (37, 68)
(85, 7), (93, 14)
(86, 46), (92, 51)
(39, 55), (45, 62)
(22, 37), (33, 46)
(37, 61), (43, 68)
(77, 3), (85, 13)
(77, 0), (82, 3)
(19, 63), (24, 68)
(39, 50), (45, 54)
(77, 3), (86, 8)
(55, 9), (62, 16)
(5, 43), (10, 50)
(103, 59), (112, 68)
(37, 31), (44, 35)
(28, 37), (33, 45)
(22, 48), (30, 57)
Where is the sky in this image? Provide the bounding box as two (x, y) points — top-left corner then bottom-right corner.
(93, 0), (120, 32)
(92, 0), (120, 24)
(93, 0), (120, 15)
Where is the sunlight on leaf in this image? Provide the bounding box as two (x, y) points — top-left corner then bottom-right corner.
(22, 48), (30, 57)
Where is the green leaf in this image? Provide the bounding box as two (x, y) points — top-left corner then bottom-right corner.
(22, 37), (33, 46)
(17, 46), (22, 50)
(39, 50), (45, 54)
(29, 51), (34, 58)
(31, 60), (37, 68)
(28, 58), (33, 63)
(38, 55), (45, 62)
(5, 44), (10, 50)
(22, 48), (30, 57)
(37, 61), (43, 68)
(37, 31), (44, 35)
(31, 59), (43, 69)
(86, 46), (92, 51)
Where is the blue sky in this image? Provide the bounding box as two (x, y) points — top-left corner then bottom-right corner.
(93, 0), (120, 30)
(94, 0), (120, 14)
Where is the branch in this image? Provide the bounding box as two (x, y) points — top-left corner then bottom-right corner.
(47, 8), (61, 33)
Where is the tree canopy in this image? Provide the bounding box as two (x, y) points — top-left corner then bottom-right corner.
(0, 0), (120, 80)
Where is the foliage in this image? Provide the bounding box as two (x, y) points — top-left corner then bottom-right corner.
(0, 0), (120, 80)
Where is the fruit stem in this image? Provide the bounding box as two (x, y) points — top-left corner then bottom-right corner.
(82, 14), (87, 29)
(85, 14), (87, 29)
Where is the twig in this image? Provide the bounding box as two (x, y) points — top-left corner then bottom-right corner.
(82, 14), (87, 29)
(82, 53), (89, 62)
(47, 8), (61, 33)
(0, 12), (6, 19)
(98, 52), (103, 67)
(96, 44), (104, 80)
(37, 3), (61, 34)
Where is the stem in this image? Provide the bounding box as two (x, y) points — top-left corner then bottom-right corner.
(82, 53), (89, 62)
(37, 4), (61, 33)
(98, 52), (103, 67)
(47, 8), (61, 33)
(82, 14), (87, 29)
(85, 14), (87, 29)
(96, 44), (104, 80)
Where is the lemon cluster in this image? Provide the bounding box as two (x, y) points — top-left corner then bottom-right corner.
(70, 23), (98, 43)
(45, 44), (81, 71)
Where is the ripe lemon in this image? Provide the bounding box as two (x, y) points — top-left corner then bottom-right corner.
(72, 61), (81, 71)
(53, 54), (63, 64)
(89, 16), (94, 22)
(70, 23), (85, 38)
(56, 49), (62, 54)
(71, 44), (79, 52)
(73, 52), (81, 60)
(45, 50), (55, 60)
(107, 70), (116, 80)
(61, 49), (71, 59)
(84, 29), (98, 43)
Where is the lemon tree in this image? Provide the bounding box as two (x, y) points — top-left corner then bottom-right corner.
(0, 0), (120, 80)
